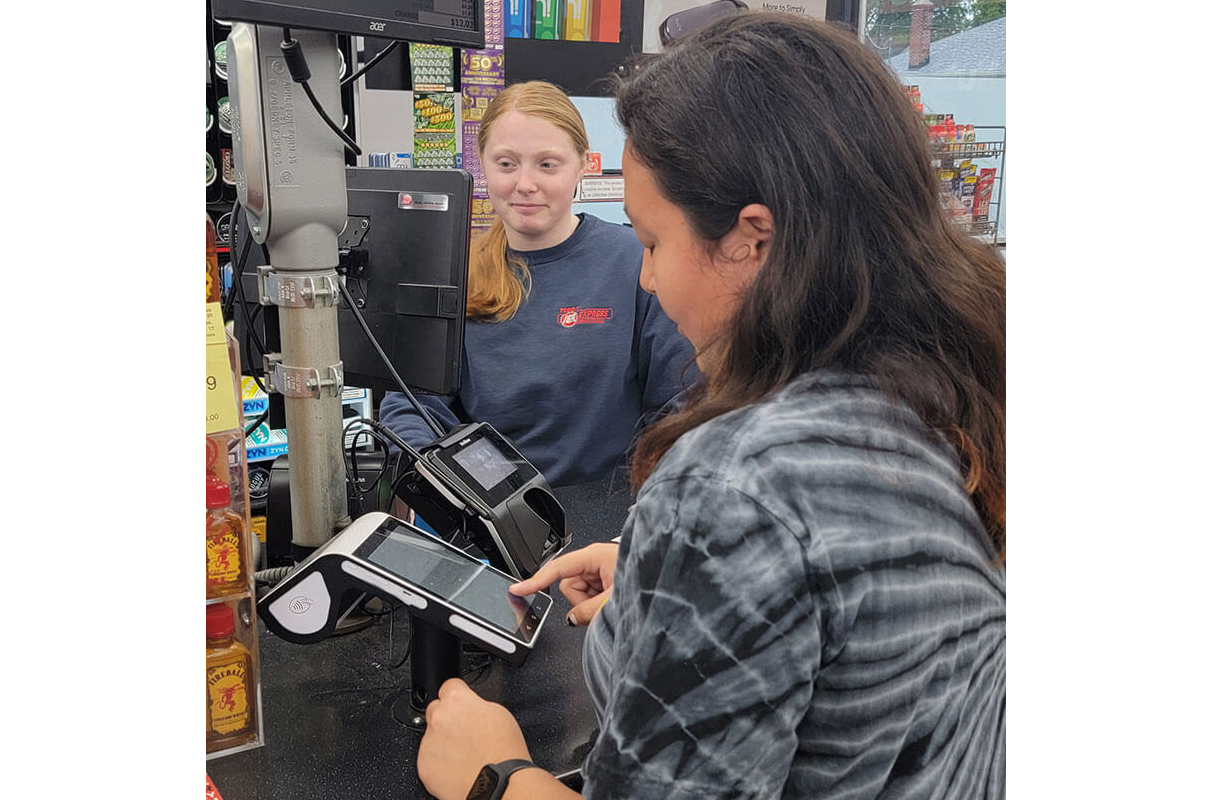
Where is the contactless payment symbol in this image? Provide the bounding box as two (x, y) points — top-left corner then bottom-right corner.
(288, 596), (314, 614)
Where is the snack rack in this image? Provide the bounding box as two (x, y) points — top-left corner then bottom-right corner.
(931, 125), (1006, 244)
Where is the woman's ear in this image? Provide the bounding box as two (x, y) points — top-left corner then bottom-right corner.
(720, 203), (775, 273)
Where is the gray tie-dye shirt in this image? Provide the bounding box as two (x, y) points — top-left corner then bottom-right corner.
(581, 370), (1005, 799)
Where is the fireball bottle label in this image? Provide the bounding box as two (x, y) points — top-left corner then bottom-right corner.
(207, 660), (251, 735)
(206, 531), (243, 587)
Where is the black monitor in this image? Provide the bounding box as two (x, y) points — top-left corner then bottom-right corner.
(231, 166), (472, 397)
(211, 0), (485, 49)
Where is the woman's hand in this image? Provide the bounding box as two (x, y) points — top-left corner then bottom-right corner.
(417, 678), (532, 800)
(510, 542), (619, 626)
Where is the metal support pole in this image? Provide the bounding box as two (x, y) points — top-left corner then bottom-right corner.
(228, 23), (351, 554)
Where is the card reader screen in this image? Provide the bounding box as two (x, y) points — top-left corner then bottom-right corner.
(451, 437), (515, 491)
(364, 522), (546, 641)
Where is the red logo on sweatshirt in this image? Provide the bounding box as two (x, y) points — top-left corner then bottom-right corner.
(558, 307), (613, 327)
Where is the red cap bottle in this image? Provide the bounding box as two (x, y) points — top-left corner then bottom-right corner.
(206, 602), (235, 640)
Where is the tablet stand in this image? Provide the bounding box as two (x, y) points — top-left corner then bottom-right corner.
(403, 617), (462, 729)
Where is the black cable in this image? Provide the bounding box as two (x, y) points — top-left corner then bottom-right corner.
(223, 200), (269, 395)
(374, 416), (474, 545)
(387, 438), (416, 496)
(253, 565), (296, 591)
(461, 651), (494, 685)
(343, 419), (401, 517)
(280, 29), (362, 157)
(337, 279), (445, 438)
(222, 199), (251, 322)
(342, 40), (399, 87)
(242, 313), (269, 396)
(227, 227), (271, 392)
(361, 417), (426, 465)
(300, 80), (360, 155)
(386, 456), (471, 549)
(245, 409), (270, 438)
(235, 269), (269, 396)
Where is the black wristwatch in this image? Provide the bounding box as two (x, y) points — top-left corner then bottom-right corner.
(465, 758), (543, 800)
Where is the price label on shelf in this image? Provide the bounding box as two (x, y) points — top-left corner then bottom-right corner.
(206, 302), (240, 434)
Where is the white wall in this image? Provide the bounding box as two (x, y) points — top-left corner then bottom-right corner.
(571, 95), (630, 224)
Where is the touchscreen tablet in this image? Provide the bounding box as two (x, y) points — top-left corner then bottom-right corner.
(358, 517), (550, 643)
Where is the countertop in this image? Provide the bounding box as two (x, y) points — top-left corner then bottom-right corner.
(206, 477), (634, 800)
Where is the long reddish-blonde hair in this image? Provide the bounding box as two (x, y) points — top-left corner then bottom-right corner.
(467, 81), (590, 321)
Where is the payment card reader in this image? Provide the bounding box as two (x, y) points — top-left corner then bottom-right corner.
(258, 511), (554, 667)
(395, 422), (570, 579)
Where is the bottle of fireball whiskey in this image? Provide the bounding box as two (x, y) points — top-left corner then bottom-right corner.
(205, 475), (247, 599)
(205, 601), (255, 752)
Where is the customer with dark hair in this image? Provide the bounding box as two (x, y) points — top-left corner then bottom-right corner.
(417, 13), (1006, 800)
(379, 80), (696, 488)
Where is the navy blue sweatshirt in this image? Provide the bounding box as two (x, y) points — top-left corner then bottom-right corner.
(378, 214), (699, 487)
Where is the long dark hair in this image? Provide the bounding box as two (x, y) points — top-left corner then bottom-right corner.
(614, 12), (1006, 557)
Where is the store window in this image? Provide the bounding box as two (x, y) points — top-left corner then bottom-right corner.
(861, 0), (1007, 243)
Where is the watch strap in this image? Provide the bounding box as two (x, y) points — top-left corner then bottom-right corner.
(468, 759), (543, 800)
(494, 759), (541, 778)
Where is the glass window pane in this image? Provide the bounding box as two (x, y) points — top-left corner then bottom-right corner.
(862, 1), (1007, 244)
